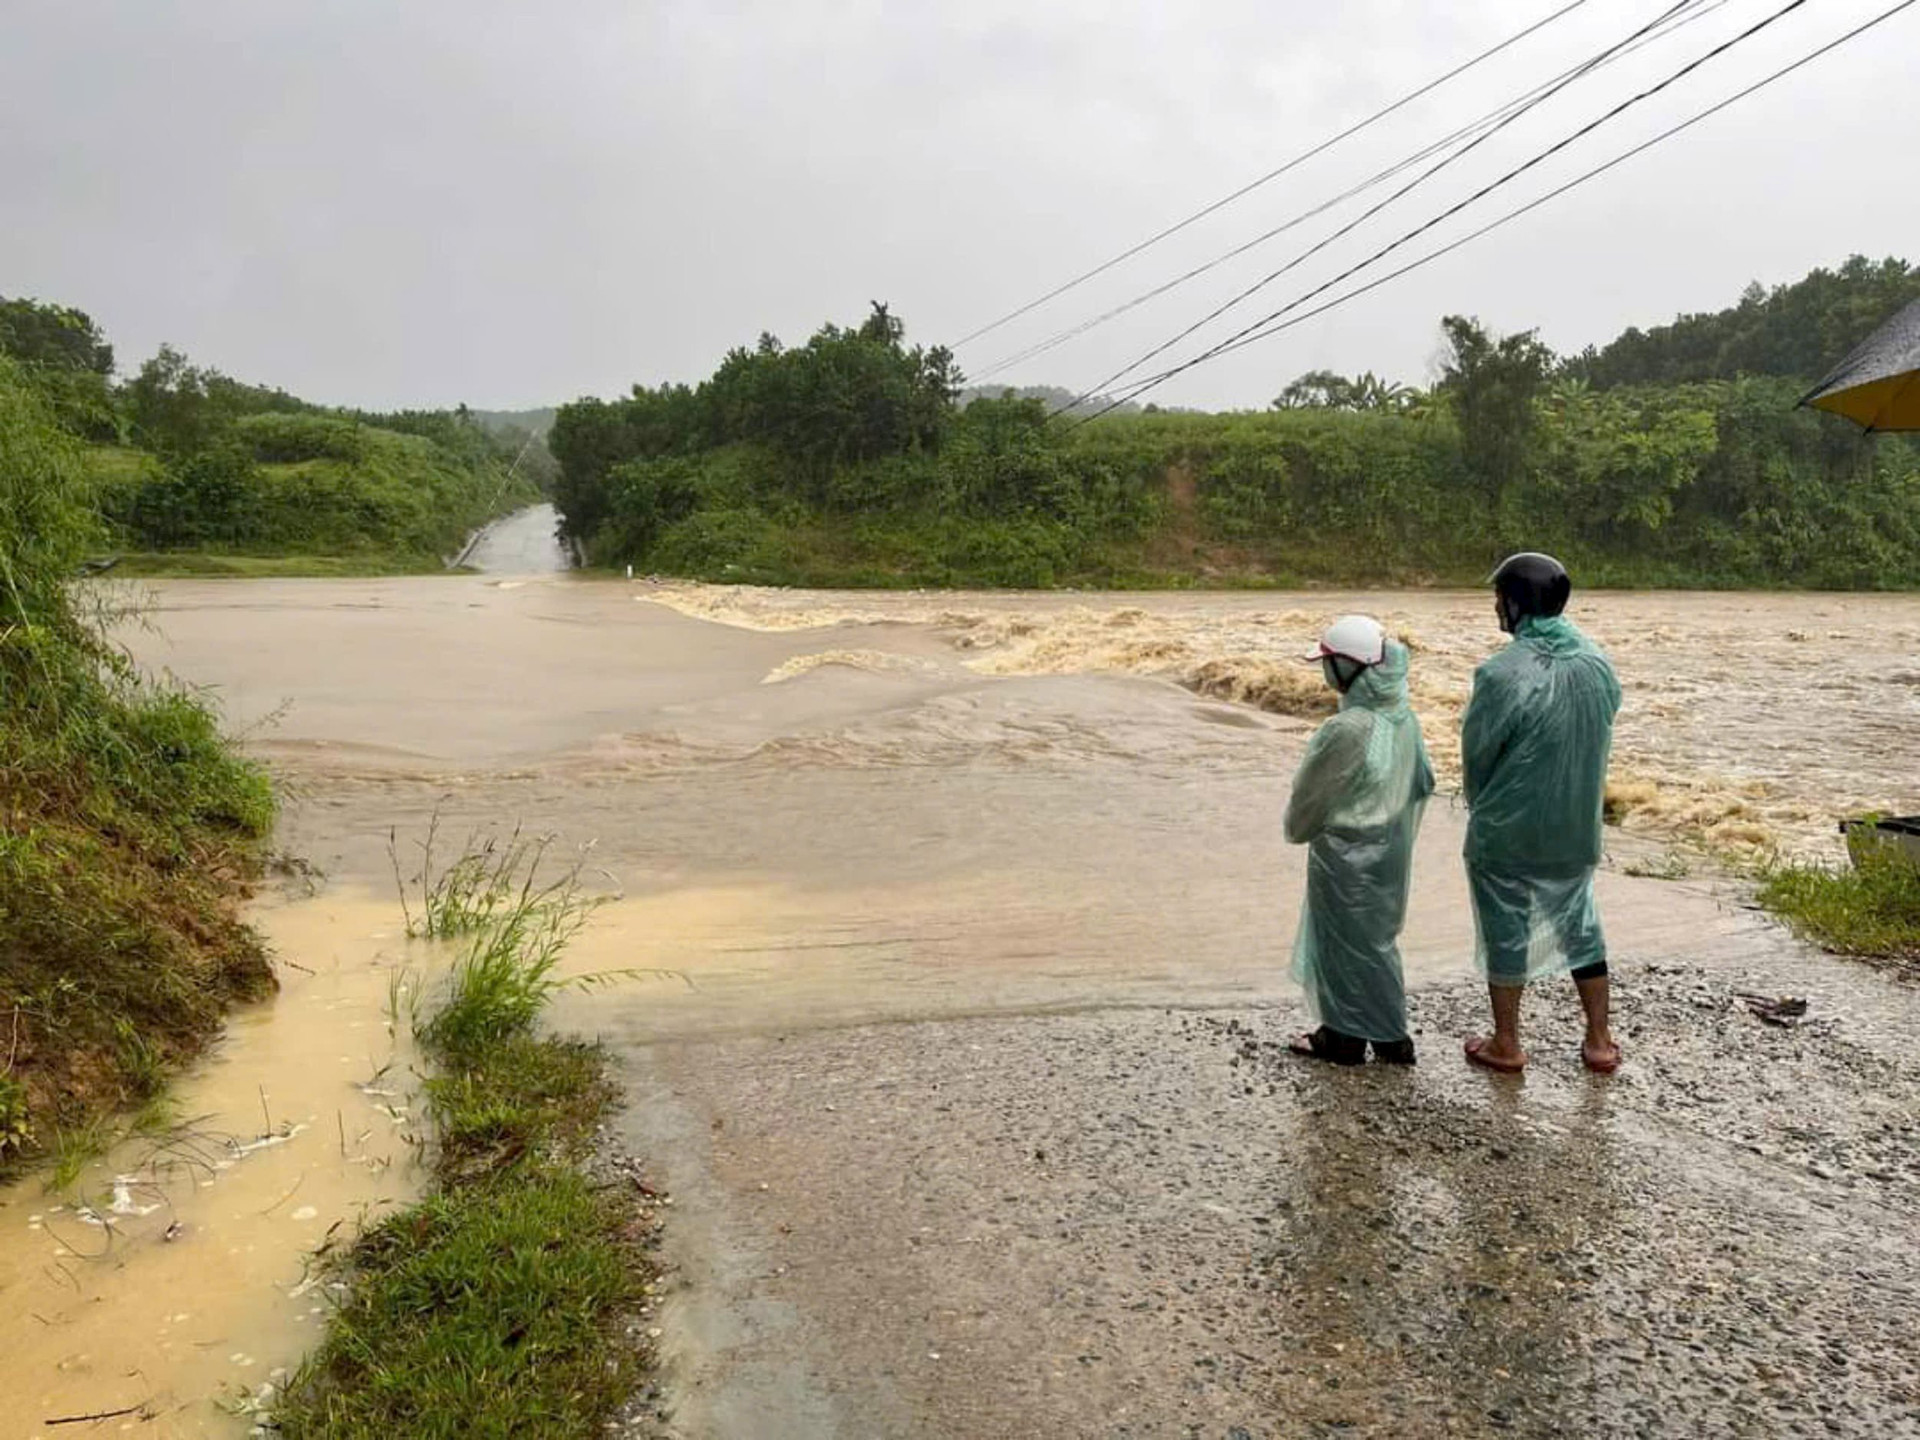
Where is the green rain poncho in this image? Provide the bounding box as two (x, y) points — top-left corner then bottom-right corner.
(1285, 641), (1434, 1043)
(1461, 614), (1622, 984)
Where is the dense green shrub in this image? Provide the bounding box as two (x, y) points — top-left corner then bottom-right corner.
(93, 419), (534, 562)
(234, 411), (372, 464)
(648, 506), (785, 576)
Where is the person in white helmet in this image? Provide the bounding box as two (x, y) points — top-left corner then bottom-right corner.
(1285, 615), (1434, 1065)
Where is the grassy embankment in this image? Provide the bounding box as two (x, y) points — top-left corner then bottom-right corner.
(86, 411), (541, 577)
(276, 832), (656, 1439)
(1761, 838), (1920, 981)
(0, 357), (276, 1178)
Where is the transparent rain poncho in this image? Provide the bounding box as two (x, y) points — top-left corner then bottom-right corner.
(1285, 641), (1434, 1043)
(1461, 614), (1622, 984)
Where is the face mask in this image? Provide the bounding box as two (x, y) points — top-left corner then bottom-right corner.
(1322, 656), (1364, 693)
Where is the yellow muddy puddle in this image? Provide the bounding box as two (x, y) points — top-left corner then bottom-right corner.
(0, 892), (425, 1437)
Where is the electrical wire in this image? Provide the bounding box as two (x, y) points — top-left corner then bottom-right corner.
(1064, 0), (1725, 413)
(952, 0), (1595, 350)
(1082, 0), (1915, 417)
(1068, 0), (1826, 419)
(972, 0), (1734, 384)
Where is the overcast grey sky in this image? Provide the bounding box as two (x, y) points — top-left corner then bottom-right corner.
(3, 0), (1916, 412)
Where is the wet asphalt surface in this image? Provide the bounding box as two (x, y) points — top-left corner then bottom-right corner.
(613, 941), (1920, 1439)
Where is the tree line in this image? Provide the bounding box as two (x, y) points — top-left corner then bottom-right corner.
(548, 258), (1920, 589)
(0, 296), (548, 565)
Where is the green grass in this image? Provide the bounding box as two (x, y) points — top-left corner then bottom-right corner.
(1759, 841), (1920, 973)
(109, 551), (460, 578)
(419, 895), (596, 1061)
(45, 1114), (117, 1190)
(394, 818), (570, 941)
(276, 833), (653, 1439)
(275, 1037), (646, 1440)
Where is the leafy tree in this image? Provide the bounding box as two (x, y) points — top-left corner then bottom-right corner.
(549, 397), (648, 544)
(1437, 315), (1554, 512)
(1535, 389), (1717, 542)
(1273, 369), (1417, 413)
(1570, 255), (1920, 388)
(123, 345), (234, 456)
(121, 343), (330, 457)
(742, 304), (961, 480)
(943, 394), (1077, 517)
(0, 297), (113, 375)
(0, 297), (120, 440)
(593, 456), (704, 560)
(1273, 370), (1358, 410)
(552, 303), (963, 519)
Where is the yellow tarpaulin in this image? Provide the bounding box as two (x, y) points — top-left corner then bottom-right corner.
(1801, 297), (1920, 433)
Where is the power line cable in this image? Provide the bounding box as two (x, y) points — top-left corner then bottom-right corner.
(974, 0), (1733, 384)
(1203, 2), (1914, 370)
(1069, 0), (1825, 420)
(1063, 0), (1717, 413)
(952, 0), (1595, 350)
(1087, 0), (1917, 417)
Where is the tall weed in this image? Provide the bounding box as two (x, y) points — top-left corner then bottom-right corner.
(397, 824), (664, 1067)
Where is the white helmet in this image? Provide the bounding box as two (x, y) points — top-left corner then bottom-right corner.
(1308, 614), (1386, 666)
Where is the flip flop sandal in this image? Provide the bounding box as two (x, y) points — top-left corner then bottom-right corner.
(1582, 1042), (1622, 1074)
(1289, 1027), (1367, 1066)
(1464, 1035), (1527, 1074)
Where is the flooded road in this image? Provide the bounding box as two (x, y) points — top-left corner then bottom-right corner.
(458, 501), (571, 574)
(10, 573), (1917, 1435)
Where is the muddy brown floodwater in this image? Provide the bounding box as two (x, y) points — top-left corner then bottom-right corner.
(0, 900), (429, 1437)
(6, 573), (1917, 1437)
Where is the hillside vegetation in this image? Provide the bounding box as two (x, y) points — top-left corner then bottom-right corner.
(0, 298), (542, 572)
(0, 354), (274, 1175)
(550, 258), (1920, 590)
(1570, 254), (1920, 390)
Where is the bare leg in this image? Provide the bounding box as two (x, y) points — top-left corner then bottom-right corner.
(1574, 971), (1620, 1071)
(1466, 984), (1527, 1070)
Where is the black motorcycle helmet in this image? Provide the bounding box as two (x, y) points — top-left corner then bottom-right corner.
(1490, 552), (1571, 634)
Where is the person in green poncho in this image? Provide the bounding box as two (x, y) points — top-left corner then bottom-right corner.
(1286, 615), (1434, 1066)
(1461, 553), (1623, 1075)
